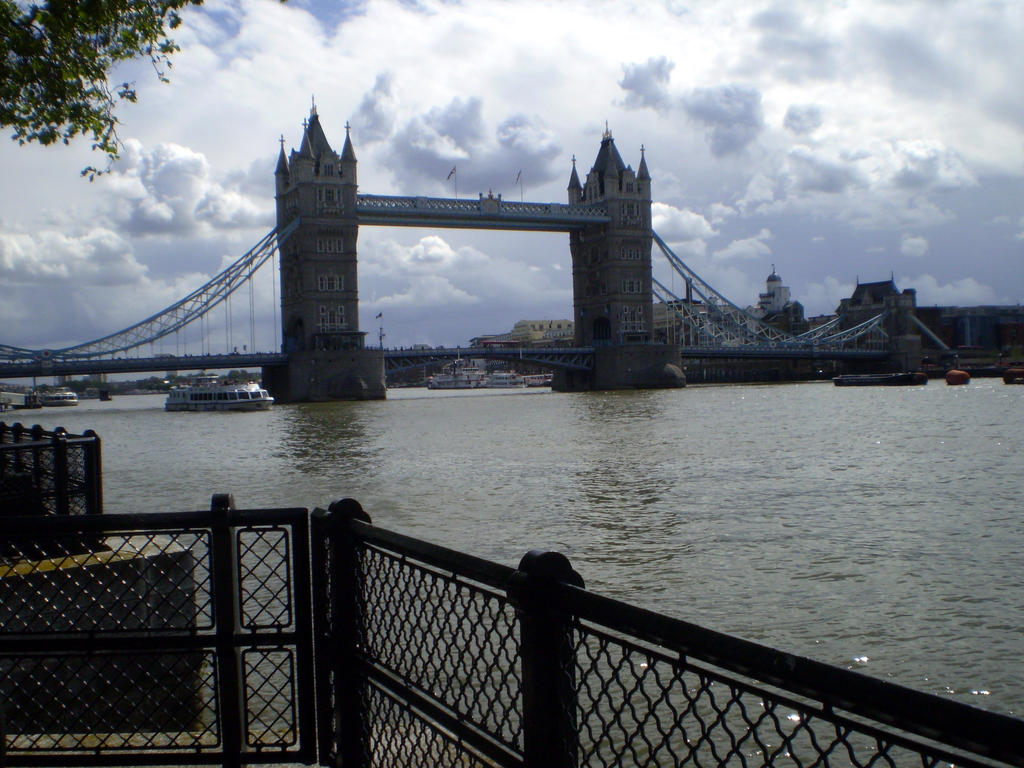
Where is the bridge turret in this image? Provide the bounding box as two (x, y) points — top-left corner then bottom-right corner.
(265, 108), (384, 402)
(570, 128), (656, 348)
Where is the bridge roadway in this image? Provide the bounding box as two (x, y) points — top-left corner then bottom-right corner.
(0, 353), (289, 380)
(0, 344), (886, 380)
(679, 345), (888, 361)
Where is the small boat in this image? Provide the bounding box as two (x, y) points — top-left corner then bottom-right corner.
(485, 372), (526, 388)
(40, 388), (79, 406)
(1002, 367), (1024, 385)
(165, 375), (274, 411)
(833, 372), (928, 387)
(523, 373), (553, 387)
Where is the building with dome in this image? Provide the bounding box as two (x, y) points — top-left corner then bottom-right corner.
(746, 266), (808, 335)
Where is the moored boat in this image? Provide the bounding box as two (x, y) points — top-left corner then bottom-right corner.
(833, 372), (928, 387)
(40, 388), (79, 406)
(484, 372), (526, 388)
(427, 364), (486, 389)
(1002, 367), (1024, 384)
(165, 375), (274, 411)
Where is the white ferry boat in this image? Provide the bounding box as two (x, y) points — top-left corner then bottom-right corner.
(40, 388), (79, 407)
(165, 375), (274, 412)
(427, 365), (486, 389)
(484, 372), (526, 388)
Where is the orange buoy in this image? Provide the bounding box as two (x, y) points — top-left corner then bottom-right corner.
(945, 369), (970, 386)
(1002, 367), (1024, 384)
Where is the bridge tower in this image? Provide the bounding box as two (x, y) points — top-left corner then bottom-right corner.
(564, 129), (684, 390)
(264, 107), (385, 401)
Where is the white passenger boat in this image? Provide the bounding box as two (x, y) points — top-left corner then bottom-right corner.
(40, 388), (79, 407)
(484, 372), (526, 388)
(427, 366), (486, 389)
(164, 375), (274, 412)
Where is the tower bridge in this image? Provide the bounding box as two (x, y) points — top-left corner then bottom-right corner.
(0, 107), (914, 396)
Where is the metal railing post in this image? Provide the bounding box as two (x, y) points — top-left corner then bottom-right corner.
(52, 428), (69, 515)
(210, 493), (244, 768)
(514, 550), (585, 768)
(82, 429), (102, 514)
(319, 498), (372, 768)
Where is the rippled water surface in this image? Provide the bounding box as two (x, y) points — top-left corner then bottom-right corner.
(43, 379), (1024, 715)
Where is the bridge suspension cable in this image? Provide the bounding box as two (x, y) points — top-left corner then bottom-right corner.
(652, 231), (799, 346)
(652, 230), (888, 351)
(1, 220), (298, 362)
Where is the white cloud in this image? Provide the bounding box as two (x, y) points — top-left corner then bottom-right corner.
(652, 203), (716, 241)
(803, 277), (856, 316)
(713, 229), (773, 262)
(784, 104), (824, 135)
(619, 57), (675, 112)
(682, 83), (764, 157)
(900, 235), (929, 258)
(708, 203), (738, 224)
(376, 275), (480, 309)
(904, 274), (1002, 306)
(99, 139), (272, 237)
(786, 146), (864, 194)
(0, 228), (146, 286)
(890, 139), (976, 192)
(738, 174), (777, 212)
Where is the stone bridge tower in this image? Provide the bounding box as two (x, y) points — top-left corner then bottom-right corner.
(263, 107), (385, 401)
(564, 129), (684, 389)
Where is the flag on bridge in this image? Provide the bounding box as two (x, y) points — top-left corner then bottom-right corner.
(446, 166), (456, 180)
(375, 312), (383, 319)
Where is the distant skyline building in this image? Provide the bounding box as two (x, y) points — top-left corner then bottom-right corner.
(747, 266), (807, 335)
(471, 319), (574, 347)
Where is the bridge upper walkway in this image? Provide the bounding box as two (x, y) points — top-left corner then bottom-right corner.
(355, 194), (610, 231)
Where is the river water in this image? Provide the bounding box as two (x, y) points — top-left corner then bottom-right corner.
(34, 379), (1024, 716)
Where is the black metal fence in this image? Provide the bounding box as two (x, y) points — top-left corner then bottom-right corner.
(0, 496), (315, 767)
(0, 422), (102, 518)
(315, 500), (1024, 768)
(2, 497), (1023, 768)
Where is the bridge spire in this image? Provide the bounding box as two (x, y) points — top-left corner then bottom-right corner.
(567, 154), (582, 201)
(275, 135), (289, 177)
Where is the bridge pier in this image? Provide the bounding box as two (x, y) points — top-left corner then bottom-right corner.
(553, 344), (685, 391)
(263, 349), (385, 402)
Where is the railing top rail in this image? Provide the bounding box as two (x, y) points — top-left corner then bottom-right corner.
(0, 507), (311, 536)
(546, 577), (1023, 764)
(0, 425), (99, 445)
(345, 516), (518, 590)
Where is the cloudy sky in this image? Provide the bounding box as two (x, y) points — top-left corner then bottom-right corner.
(2, 0), (1022, 352)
